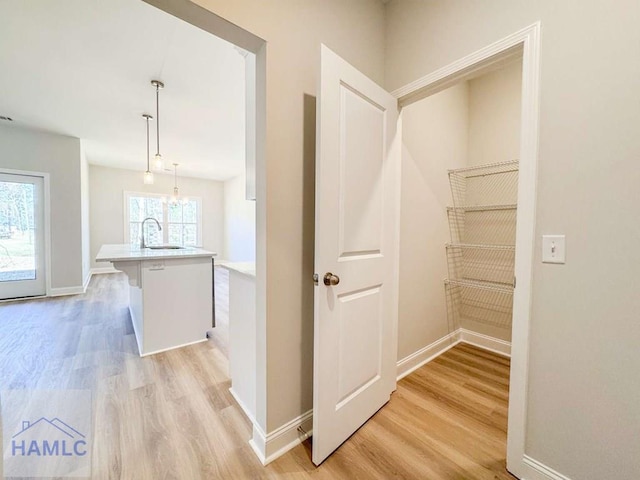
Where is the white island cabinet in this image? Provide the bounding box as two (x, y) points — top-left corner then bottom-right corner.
(96, 244), (215, 356)
(218, 262), (256, 423)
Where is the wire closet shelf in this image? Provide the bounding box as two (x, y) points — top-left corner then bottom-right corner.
(444, 160), (519, 329)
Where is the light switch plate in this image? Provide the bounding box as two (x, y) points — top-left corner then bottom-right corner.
(542, 235), (565, 264)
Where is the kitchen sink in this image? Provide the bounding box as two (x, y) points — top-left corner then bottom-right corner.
(147, 245), (185, 250)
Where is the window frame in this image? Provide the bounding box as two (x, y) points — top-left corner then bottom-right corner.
(123, 191), (203, 248)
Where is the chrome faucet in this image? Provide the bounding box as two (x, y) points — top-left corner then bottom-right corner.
(140, 217), (162, 249)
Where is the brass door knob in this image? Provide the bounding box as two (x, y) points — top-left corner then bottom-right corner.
(323, 272), (340, 286)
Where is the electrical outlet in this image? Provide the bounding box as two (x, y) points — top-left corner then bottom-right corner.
(542, 235), (565, 264)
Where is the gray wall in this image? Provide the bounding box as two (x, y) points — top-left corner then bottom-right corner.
(0, 124), (83, 291)
(399, 63), (522, 358)
(80, 141), (90, 285)
(386, 1), (640, 479)
(399, 83), (469, 360)
(195, 0), (386, 432)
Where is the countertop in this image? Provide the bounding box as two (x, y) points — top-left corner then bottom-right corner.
(218, 261), (256, 277)
(96, 244), (217, 263)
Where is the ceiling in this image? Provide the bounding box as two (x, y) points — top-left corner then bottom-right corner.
(0, 0), (246, 181)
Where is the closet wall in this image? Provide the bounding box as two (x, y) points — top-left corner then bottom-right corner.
(397, 61), (522, 362)
(468, 62), (522, 167)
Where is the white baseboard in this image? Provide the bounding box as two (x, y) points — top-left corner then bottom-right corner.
(396, 328), (512, 381)
(90, 266), (119, 275)
(250, 410), (312, 466)
(229, 387), (257, 426)
(244, 329), (511, 467)
(139, 338), (208, 357)
(49, 285), (86, 297)
(396, 330), (461, 380)
(523, 455), (573, 480)
(459, 328), (511, 357)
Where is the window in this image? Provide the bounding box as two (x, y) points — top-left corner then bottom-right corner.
(125, 192), (202, 247)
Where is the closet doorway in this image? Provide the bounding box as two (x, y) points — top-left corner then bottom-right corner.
(393, 23), (540, 479)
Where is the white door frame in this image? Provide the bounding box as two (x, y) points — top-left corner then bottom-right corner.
(391, 23), (541, 479)
(0, 167), (52, 299)
(142, 0), (270, 462)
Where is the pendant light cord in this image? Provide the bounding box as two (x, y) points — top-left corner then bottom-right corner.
(144, 114), (151, 171)
(156, 84), (160, 157)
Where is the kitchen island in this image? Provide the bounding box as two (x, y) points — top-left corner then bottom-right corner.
(96, 244), (215, 356)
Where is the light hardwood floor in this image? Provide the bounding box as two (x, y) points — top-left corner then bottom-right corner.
(0, 270), (515, 479)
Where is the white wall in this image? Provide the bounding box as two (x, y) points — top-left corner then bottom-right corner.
(191, 0), (386, 432)
(0, 124), (83, 291)
(398, 83), (468, 360)
(223, 173), (255, 262)
(89, 164), (224, 269)
(467, 62), (522, 166)
(386, 2), (640, 479)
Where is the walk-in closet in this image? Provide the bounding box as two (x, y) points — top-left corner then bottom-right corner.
(397, 57), (524, 456)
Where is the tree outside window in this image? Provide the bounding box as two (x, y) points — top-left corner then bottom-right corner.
(126, 192), (201, 247)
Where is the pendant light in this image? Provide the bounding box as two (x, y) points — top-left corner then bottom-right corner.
(168, 163), (189, 205)
(151, 80), (165, 171)
(171, 163), (179, 203)
(142, 114), (154, 184)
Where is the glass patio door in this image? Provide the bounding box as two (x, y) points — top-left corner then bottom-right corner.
(0, 173), (45, 299)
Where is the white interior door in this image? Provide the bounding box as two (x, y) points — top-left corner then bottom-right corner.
(312, 45), (400, 465)
(0, 173), (46, 299)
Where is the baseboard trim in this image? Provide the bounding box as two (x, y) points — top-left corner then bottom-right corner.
(250, 410), (313, 466)
(396, 328), (512, 381)
(90, 266), (119, 275)
(139, 338), (208, 357)
(396, 330), (461, 380)
(229, 387), (257, 426)
(523, 455), (573, 480)
(459, 328), (511, 357)
(245, 329), (511, 467)
(49, 285), (86, 297)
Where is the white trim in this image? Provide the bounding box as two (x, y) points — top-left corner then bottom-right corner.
(250, 410), (313, 466)
(459, 328), (511, 357)
(396, 330), (460, 380)
(0, 168), (51, 297)
(138, 337), (208, 357)
(523, 455), (573, 480)
(391, 28), (526, 105)
(392, 23), (541, 478)
(49, 285), (85, 297)
(90, 266), (119, 275)
(396, 329), (512, 382)
(245, 329), (513, 467)
(229, 387), (257, 426)
(82, 271), (92, 291)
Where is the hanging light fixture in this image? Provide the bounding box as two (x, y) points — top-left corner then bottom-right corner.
(151, 79), (165, 171)
(142, 113), (154, 184)
(171, 163), (179, 203)
(167, 163), (189, 205)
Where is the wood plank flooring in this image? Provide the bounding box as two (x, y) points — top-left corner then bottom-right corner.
(0, 269), (515, 479)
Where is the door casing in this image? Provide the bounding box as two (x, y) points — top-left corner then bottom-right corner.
(0, 168), (51, 301)
(391, 23), (541, 479)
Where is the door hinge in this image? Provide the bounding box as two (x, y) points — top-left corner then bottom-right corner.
(513, 276), (517, 289)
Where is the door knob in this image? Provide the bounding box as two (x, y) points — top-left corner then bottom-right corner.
(323, 272), (340, 286)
